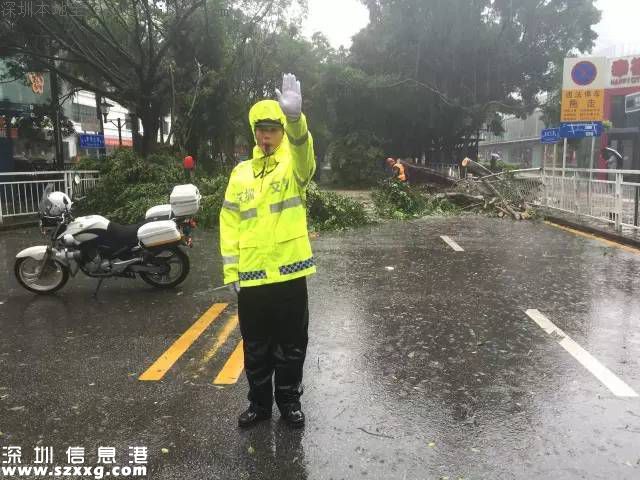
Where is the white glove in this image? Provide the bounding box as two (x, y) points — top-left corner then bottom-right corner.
(230, 281), (241, 294)
(275, 73), (302, 121)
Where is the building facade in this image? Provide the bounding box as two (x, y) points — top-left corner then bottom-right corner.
(480, 52), (640, 172)
(0, 59), (171, 171)
(478, 110), (545, 168)
(0, 63), (53, 171)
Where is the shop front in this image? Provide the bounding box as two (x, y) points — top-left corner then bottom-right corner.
(0, 64), (53, 172)
(601, 55), (640, 171)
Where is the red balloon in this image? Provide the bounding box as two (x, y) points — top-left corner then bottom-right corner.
(183, 155), (195, 170)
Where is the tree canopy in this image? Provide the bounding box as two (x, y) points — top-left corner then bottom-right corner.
(335, 0), (600, 159)
(1, 0), (601, 171)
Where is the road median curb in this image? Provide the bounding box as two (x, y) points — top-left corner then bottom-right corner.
(544, 215), (640, 250)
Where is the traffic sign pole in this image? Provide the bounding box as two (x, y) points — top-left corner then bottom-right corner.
(562, 138), (567, 177)
(561, 137), (567, 206)
(589, 136), (595, 214)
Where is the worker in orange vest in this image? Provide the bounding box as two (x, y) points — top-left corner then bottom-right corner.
(386, 157), (407, 182)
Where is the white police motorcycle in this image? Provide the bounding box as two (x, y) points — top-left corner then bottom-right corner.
(14, 180), (201, 295)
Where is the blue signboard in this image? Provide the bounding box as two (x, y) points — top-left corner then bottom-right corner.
(559, 122), (603, 139)
(541, 128), (561, 144)
(79, 134), (105, 149)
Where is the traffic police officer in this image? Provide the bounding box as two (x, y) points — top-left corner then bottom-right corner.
(219, 73), (316, 428)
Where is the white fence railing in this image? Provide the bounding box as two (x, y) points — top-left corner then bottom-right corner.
(542, 168), (640, 232)
(430, 163), (461, 179)
(0, 170), (100, 223)
(408, 160), (461, 179)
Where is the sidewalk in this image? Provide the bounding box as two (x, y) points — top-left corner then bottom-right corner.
(541, 207), (640, 249)
(0, 215), (39, 231)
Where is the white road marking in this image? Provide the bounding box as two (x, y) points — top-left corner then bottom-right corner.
(440, 235), (464, 252)
(525, 309), (638, 398)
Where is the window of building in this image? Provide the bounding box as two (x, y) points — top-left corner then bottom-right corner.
(71, 102), (98, 131)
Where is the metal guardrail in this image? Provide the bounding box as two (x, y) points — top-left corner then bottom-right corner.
(408, 161), (461, 179)
(453, 166), (640, 232)
(428, 162), (461, 179)
(483, 168), (544, 206)
(542, 168), (640, 232)
(0, 170), (100, 223)
(455, 168), (544, 207)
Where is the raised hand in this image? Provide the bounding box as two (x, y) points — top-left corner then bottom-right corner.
(275, 73), (302, 121)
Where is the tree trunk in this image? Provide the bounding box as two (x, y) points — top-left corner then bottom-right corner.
(130, 113), (142, 154)
(461, 157), (493, 176)
(138, 107), (160, 157)
(480, 178), (520, 220)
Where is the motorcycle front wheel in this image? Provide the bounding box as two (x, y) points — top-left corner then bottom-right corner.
(139, 247), (190, 289)
(15, 257), (69, 294)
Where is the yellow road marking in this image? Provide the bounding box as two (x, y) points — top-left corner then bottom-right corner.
(213, 340), (245, 385)
(139, 303), (228, 381)
(544, 221), (640, 255)
(198, 314), (239, 371)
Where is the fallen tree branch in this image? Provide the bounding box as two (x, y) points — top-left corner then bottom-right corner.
(461, 157), (493, 177)
(480, 178), (520, 220)
(461, 202), (484, 210)
(435, 192), (484, 203)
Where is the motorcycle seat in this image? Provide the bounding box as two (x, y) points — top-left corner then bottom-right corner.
(106, 221), (146, 248)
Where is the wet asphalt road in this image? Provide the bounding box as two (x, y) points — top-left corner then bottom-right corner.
(1, 216), (640, 479)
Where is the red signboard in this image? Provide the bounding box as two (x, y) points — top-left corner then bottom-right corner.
(608, 55), (640, 87)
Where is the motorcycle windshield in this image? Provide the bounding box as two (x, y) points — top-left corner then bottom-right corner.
(38, 183), (55, 215)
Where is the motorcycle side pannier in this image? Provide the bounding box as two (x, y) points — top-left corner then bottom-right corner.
(137, 221), (182, 247)
(170, 184), (201, 217)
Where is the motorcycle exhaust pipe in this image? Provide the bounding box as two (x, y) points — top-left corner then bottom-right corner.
(130, 264), (165, 274)
(111, 258), (143, 274)
(54, 249), (82, 263)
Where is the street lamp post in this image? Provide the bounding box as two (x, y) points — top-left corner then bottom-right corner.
(100, 100), (123, 147)
(96, 94), (107, 158)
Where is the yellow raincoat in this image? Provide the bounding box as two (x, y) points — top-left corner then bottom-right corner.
(219, 100), (316, 287)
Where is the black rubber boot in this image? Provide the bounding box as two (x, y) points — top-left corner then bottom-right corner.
(238, 406), (272, 428)
(280, 408), (305, 428)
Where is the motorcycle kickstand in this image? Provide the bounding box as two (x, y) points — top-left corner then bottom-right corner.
(93, 278), (105, 298)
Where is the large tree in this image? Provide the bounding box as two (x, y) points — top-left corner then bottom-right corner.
(0, 0), (297, 156)
(334, 0), (601, 159)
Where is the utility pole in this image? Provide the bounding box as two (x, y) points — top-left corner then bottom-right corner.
(49, 68), (64, 169)
(46, 36), (64, 169)
(96, 94), (106, 158)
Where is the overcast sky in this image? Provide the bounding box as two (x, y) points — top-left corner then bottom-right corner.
(301, 0), (369, 48)
(592, 0), (640, 56)
(302, 0), (640, 56)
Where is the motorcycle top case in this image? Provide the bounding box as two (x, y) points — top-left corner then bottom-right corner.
(170, 184), (201, 217)
(145, 204), (173, 221)
(137, 220), (182, 247)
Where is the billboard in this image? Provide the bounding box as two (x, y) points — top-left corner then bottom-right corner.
(561, 57), (606, 122)
(608, 55), (640, 89)
(0, 61), (51, 107)
(560, 89), (604, 122)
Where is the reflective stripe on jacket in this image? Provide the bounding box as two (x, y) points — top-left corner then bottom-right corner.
(219, 100), (317, 287)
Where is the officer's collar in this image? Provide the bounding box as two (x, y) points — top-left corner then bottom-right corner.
(251, 151), (279, 178)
